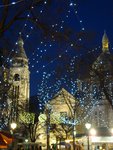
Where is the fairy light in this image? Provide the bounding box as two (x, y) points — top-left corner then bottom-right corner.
(69, 0), (85, 31)
(1, 0), (113, 130)
(0, 0), (24, 8)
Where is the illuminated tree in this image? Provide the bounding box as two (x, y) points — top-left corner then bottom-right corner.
(19, 111), (40, 142)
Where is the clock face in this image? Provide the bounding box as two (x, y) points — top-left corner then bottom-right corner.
(38, 114), (47, 122)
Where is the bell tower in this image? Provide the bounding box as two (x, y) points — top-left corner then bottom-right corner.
(9, 36), (30, 122)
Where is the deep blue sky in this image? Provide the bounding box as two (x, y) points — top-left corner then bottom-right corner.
(28, 0), (113, 97)
(1, 0), (113, 99)
(77, 0), (113, 40)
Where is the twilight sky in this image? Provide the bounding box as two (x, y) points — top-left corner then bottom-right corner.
(1, 0), (113, 100)
(29, 0), (113, 97)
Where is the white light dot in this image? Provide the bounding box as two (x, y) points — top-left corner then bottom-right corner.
(70, 3), (73, 6)
(71, 44), (74, 47)
(12, 2), (16, 4)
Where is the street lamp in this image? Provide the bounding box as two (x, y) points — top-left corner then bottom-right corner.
(10, 122), (17, 130)
(46, 104), (52, 150)
(90, 128), (96, 136)
(10, 122), (17, 150)
(73, 122), (76, 150)
(85, 123), (91, 150)
(111, 128), (113, 135)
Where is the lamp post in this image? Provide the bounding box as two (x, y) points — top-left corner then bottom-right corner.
(90, 128), (96, 136)
(10, 122), (17, 131)
(46, 104), (52, 150)
(10, 122), (17, 150)
(85, 123), (91, 150)
(111, 128), (113, 135)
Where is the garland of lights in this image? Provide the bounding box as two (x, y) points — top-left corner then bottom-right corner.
(69, 0), (85, 31)
(0, 0), (25, 8)
(30, 45), (101, 74)
(2, 0), (52, 67)
(0, 0), (38, 129)
(1, 0), (113, 131)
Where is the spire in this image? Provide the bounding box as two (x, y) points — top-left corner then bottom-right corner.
(17, 35), (24, 48)
(15, 35), (27, 59)
(102, 31), (109, 53)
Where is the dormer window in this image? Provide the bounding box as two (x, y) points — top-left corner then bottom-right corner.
(14, 74), (20, 81)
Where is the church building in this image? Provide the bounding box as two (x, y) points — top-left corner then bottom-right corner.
(8, 36), (30, 123)
(0, 36), (30, 128)
(77, 32), (113, 149)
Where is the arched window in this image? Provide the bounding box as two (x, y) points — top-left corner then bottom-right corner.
(14, 74), (20, 81)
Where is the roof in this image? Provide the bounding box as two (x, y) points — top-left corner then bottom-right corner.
(50, 88), (77, 105)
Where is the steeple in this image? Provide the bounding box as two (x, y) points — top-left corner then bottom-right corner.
(102, 31), (109, 53)
(16, 35), (27, 59)
(11, 35), (28, 67)
(18, 36), (24, 47)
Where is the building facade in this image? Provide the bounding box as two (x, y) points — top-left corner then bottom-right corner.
(36, 88), (77, 146)
(9, 37), (30, 123)
(90, 32), (113, 128)
(77, 32), (113, 149)
(0, 36), (30, 128)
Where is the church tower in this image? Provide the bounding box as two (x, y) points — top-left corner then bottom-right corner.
(9, 36), (30, 123)
(90, 32), (113, 128)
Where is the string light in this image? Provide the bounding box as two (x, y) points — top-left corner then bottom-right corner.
(1, 0), (113, 130)
(0, 0), (25, 8)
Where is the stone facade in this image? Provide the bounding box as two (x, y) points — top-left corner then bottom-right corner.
(8, 37), (30, 123)
(36, 88), (78, 146)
